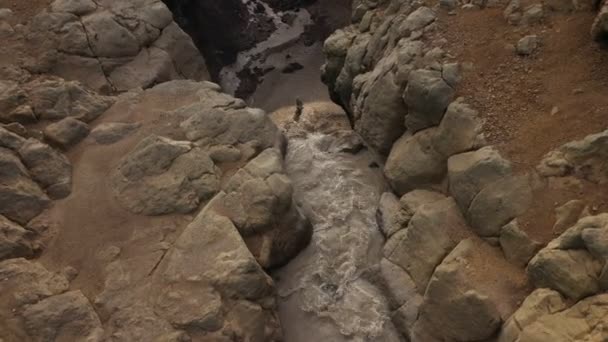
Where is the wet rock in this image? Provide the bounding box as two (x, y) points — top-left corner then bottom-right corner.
(23, 290), (104, 341)
(404, 69), (455, 132)
(0, 215), (33, 261)
(44, 117), (90, 148)
(516, 35), (540, 55)
(18, 139), (72, 199)
(111, 135), (220, 215)
(90, 122), (140, 145)
(499, 219), (541, 267)
(527, 248), (602, 300)
(498, 288), (567, 342)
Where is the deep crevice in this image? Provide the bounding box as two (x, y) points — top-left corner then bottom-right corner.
(162, 0), (352, 99)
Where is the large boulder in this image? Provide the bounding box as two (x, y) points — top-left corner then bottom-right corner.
(385, 99), (486, 196)
(447, 146), (512, 212)
(383, 197), (471, 292)
(111, 135), (220, 215)
(384, 128), (445, 195)
(22, 290), (104, 341)
(404, 69), (455, 132)
(0, 258), (70, 340)
(23, 0), (209, 92)
(213, 148), (312, 269)
(413, 239), (518, 341)
(498, 289), (567, 342)
(527, 248), (602, 300)
(528, 213), (608, 300)
(516, 294), (608, 341)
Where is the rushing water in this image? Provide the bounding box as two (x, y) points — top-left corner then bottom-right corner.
(274, 128), (402, 341)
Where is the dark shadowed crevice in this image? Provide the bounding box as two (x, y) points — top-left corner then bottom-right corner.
(162, 0), (352, 99)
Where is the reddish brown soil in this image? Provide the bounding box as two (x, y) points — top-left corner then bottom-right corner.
(441, 9), (608, 243)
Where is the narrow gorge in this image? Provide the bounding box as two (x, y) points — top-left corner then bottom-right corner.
(0, 0), (608, 341)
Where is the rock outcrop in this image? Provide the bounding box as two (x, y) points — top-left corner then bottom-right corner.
(14, 0), (208, 92)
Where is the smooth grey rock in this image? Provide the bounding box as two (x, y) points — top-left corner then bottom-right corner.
(498, 288), (566, 342)
(448, 146), (512, 212)
(537, 129), (608, 184)
(111, 135), (219, 215)
(23, 291), (104, 341)
(383, 198), (470, 292)
(414, 239), (502, 341)
(401, 7), (436, 33)
(90, 122), (140, 145)
(50, 0), (97, 15)
(517, 294), (608, 341)
(0, 215), (33, 261)
(552, 199), (586, 235)
(18, 139), (72, 199)
(377, 192), (408, 237)
(442, 63), (461, 87)
(516, 35), (540, 55)
(0, 126), (26, 150)
(527, 248), (602, 300)
(82, 11), (140, 58)
(26, 79), (115, 122)
(499, 220), (541, 267)
(433, 100), (486, 157)
(44, 117), (90, 148)
(384, 129), (445, 195)
(522, 4), (544, 24)
(404, 69), (455, 132)
(468, 174), (533, 237)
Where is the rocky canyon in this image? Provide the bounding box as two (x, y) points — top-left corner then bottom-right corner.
(0, 0), (608, 341)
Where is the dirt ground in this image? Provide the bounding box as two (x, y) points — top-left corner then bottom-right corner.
(441, 8), (608, 242)
(0, 0), (51, 23)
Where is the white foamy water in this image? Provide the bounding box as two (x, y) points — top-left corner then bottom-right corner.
(219, 1), (312, 95)
(274, 131), (401, 342)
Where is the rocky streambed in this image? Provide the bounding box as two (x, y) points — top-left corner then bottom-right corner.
(1, 0), (608, 341)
